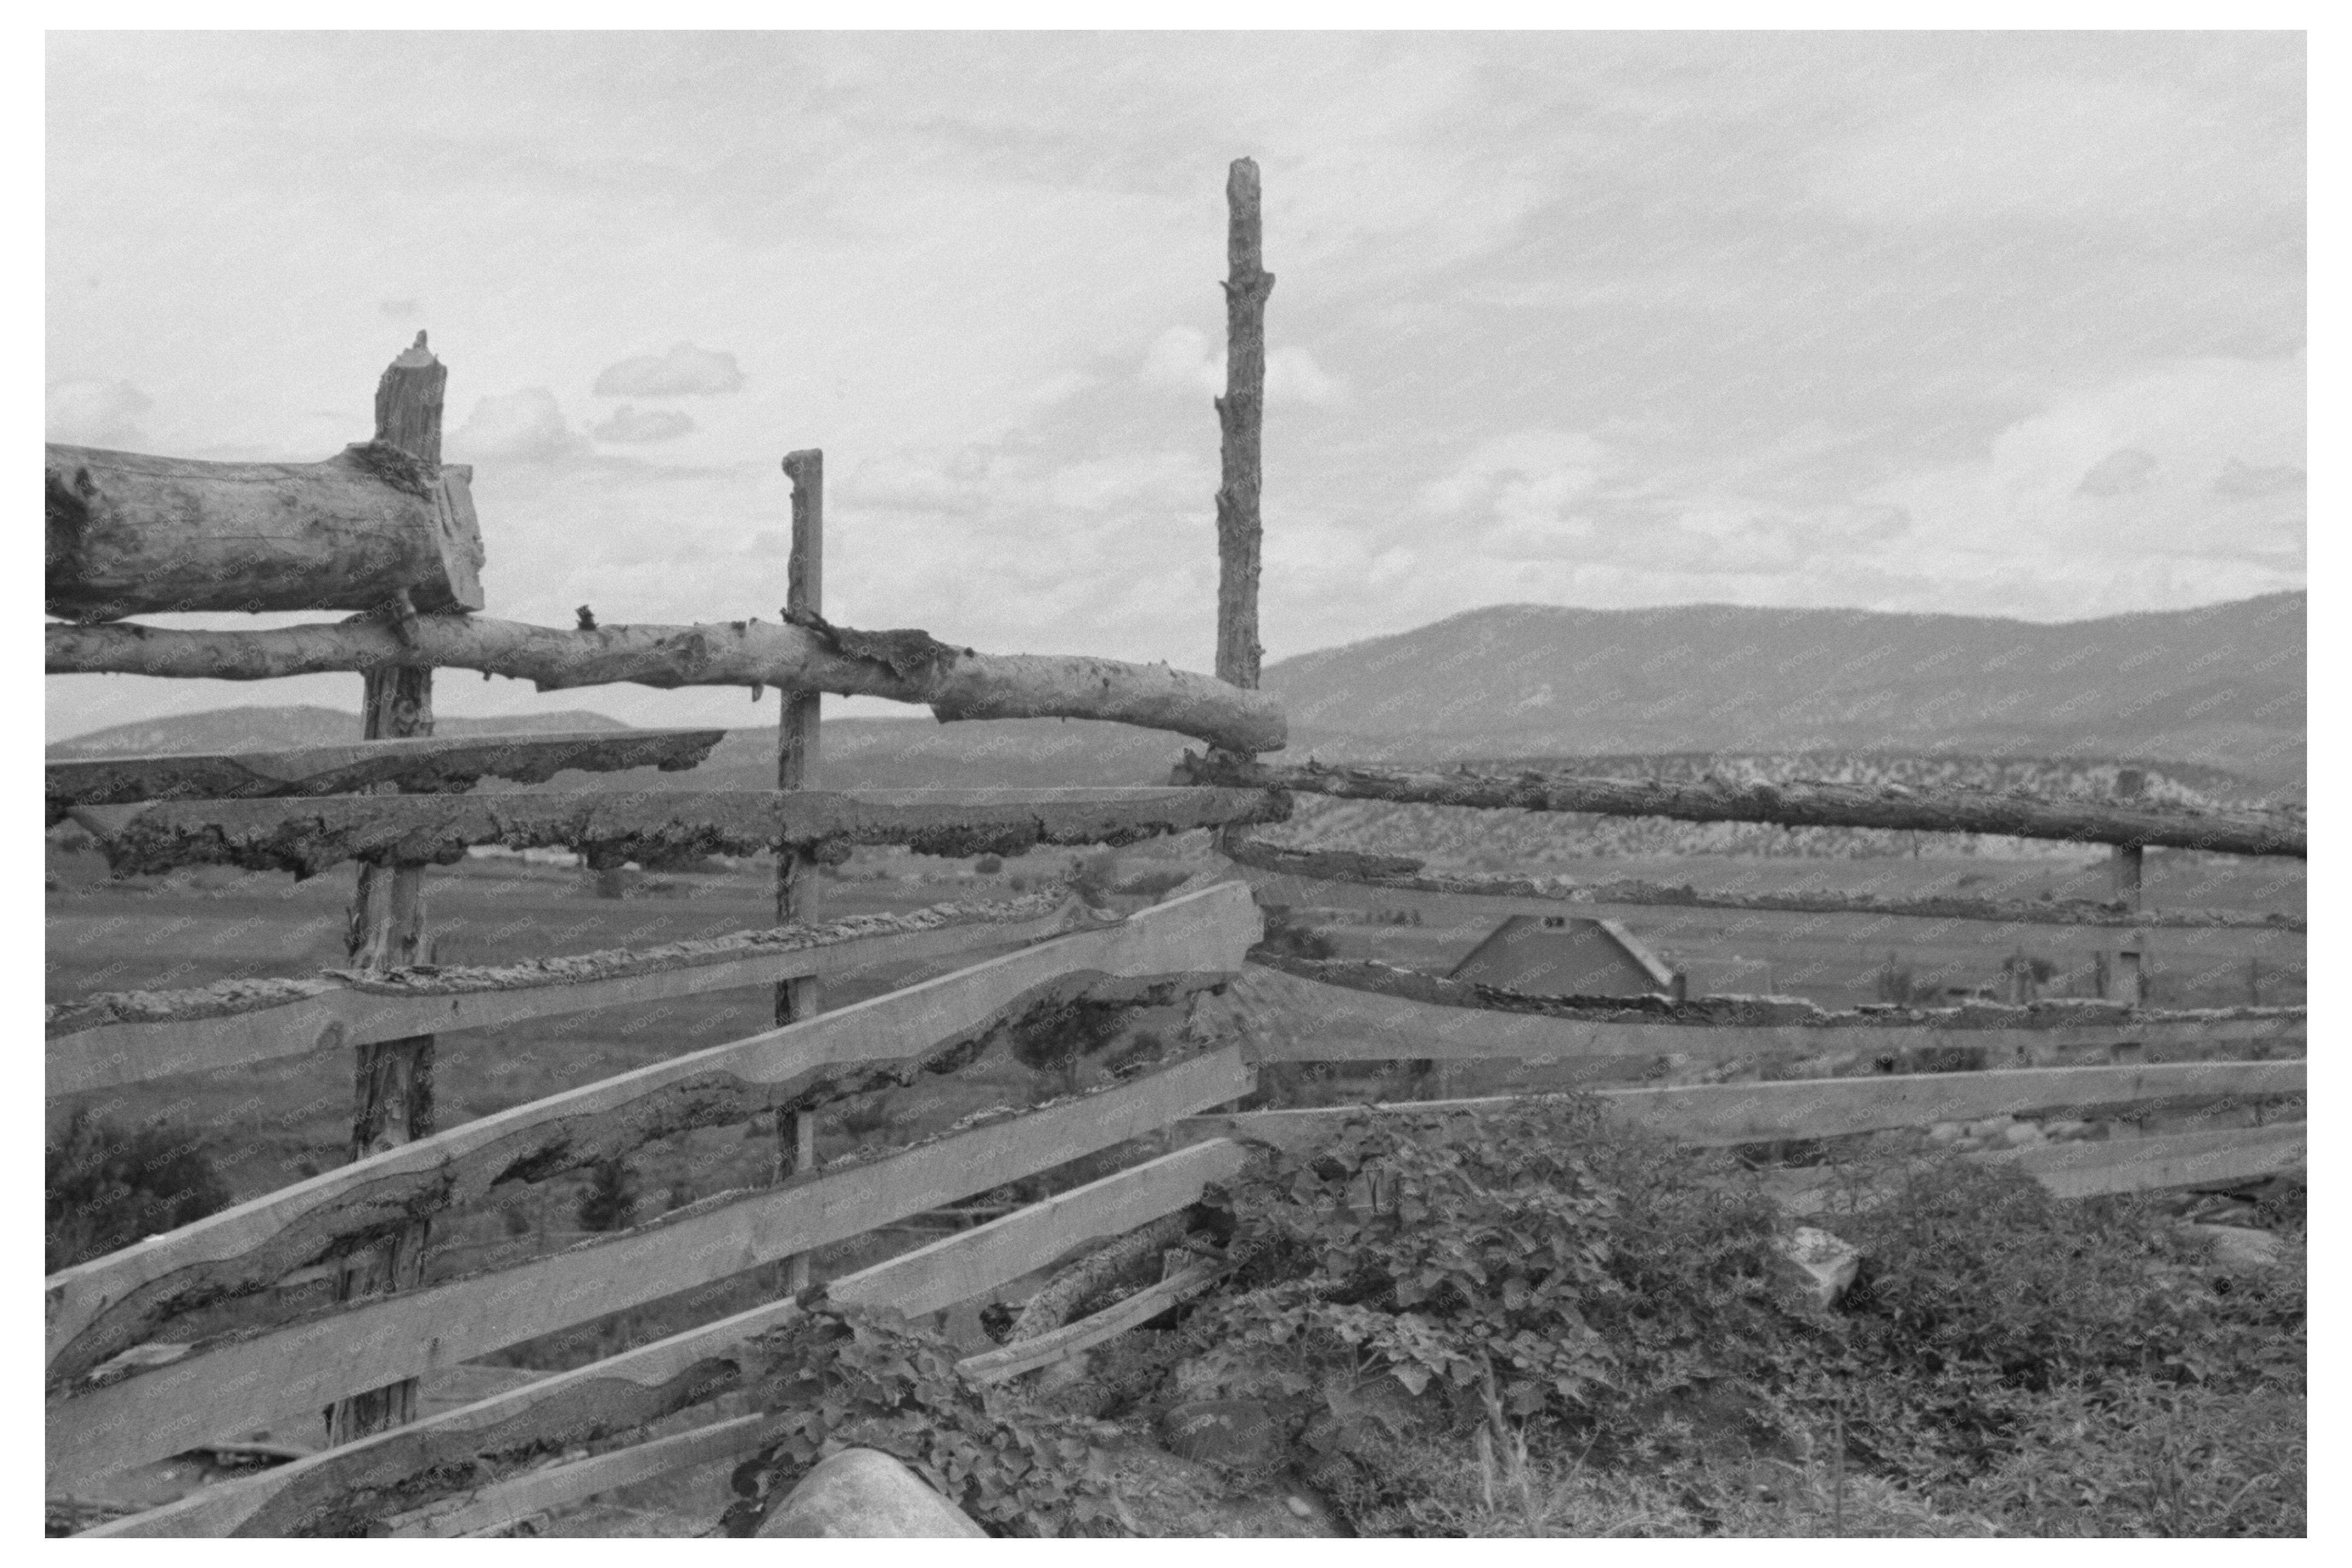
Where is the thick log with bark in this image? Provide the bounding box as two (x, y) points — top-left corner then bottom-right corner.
(48, 613), (1289, 754)
(1217, 834), (2305, 932)
(43, 885), (1260, 1389)
(45, 442), (485, 620)
(46, 728), (725, 823)
(73, 785), (1292, 879)
(1175, 755), (2305, 858)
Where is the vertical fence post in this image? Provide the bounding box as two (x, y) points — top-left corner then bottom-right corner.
(776, 448), (825, 1294)
(330, 333), (444, 1445)
(1213, 155), (1273, 706)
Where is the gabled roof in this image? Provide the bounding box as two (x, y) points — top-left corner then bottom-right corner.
(1445, 913), (1679, 998)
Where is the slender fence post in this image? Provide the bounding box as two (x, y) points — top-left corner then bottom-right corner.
(330, 333), (445, 1444)
(775, 448), (825, 1293)
(2110, 769), (2145, 911)
(1212, 156), (1273, 708)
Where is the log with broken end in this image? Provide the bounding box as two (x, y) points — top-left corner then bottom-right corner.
(1177, 755), (2305, 858)
(47, 613), (1290, 753)
(44, 727), (726, 822)
(72, 785), (1292, 879)
(46, 441), (485, 618)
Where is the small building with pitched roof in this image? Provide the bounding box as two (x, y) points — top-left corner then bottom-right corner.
(1446, 914), (1683, 1000)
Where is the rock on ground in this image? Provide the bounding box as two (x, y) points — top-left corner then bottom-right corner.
(757, 1448), (985, 1538)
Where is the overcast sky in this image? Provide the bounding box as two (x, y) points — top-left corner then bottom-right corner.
(45, 30), (2306, 740)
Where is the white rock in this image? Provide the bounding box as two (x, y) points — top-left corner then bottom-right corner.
(1965, 1116), (2014, 1140)
(2002, 1122), (2047, 1147)
(2181, 1224), (2283, 1274)
(1776, 1225), (1863, 1311)
(758, 1448), (986, 1538)
(1927, 1122), (1964, 1145)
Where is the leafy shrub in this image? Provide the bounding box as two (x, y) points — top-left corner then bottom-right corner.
(1186, 1096), (1799, 1455)
(46, 1109), (231, 1273)
(728, 1303), (1125, 1537)
(975, 855), (1003, 876)
(575, 1156), (638, 1232)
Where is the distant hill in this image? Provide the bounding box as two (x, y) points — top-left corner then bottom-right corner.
(1264, 591), (2305, 788)
(45, 593), (2303, 798)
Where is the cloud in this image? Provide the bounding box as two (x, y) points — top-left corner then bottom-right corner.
(2212, 458), (2304, 499)
(591, 405), (696, 444)
(592, 342), (745, 397)
(2075, 447), (2159, 497)
(378, 297), (421, 317)
(47, 379), (153, 447)
(448, 389), (587, 463)
(1138, 326), (1346, 406)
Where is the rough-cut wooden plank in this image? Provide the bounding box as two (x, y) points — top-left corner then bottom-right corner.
(1217, 835), (2305, 933)
(47, 613), (1289, 754)
(46, 728), (726, 821)
(80, 1139), (1248, 1537)
(1225, 963), (2306, 1068)
(772, 449), (826, 1299)
(1174, 756), (2304, 858)
(395, 1411), (771, 1536)
(958, 1262), (1220, 1386)
(43, 443), (485, 620)
(1214, 155), (1271, 700)
(44, 884), (1259, 1389)
(1178, 1060), (2306, 1155)
(75, 785), (1293, 879)
(45, 1048), (1252, 1491)
(47, 895), (1085, 1096)
(1980, 1121), (2307, 1198)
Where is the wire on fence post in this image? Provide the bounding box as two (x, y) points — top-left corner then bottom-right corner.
(776, 447), (825, 1294)
(330, 332), (446, 1445)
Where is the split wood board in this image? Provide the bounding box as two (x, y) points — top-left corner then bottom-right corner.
(45, 883), (1260, 1389)
(82, 1138), (1249, 1537)
(47, 1046), (1252, 1491)
(47, 896), (1086, 1095)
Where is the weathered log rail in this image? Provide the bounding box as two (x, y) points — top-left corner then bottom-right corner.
(1174, 755), (2306, 857)
(71, 785), (1292, 879)
(49, 613), (1289, 754)
(1218, 834), (2305, 932)
(45, 728), (727, 823)
(45, 894), (1089, 1095)
(1210, 959), (2306, 1069)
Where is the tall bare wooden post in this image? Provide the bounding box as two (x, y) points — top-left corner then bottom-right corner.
(775, 449), (824, 1293)
(1212, 157), (1278, 1099)
(330, 333), (444, 1443)
(1213, 156), (1273, 702)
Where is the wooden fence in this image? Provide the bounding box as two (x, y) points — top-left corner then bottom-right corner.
(46, 163), (2303, 1536)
